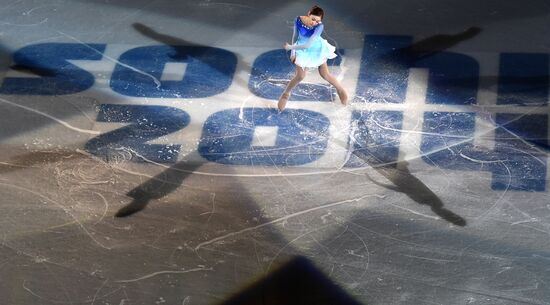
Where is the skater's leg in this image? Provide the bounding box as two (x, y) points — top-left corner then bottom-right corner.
(278, 66), (306, 111)
(318, 63), (348, 105)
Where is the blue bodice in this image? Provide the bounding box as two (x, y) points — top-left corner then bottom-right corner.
(295, 16), (319, 38)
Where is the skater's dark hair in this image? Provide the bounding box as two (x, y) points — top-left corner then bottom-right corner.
(308, 5), (324, 20)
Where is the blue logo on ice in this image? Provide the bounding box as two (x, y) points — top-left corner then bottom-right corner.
(0, 36), (548, 192)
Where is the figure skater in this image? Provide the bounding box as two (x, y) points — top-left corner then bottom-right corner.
(278, 5), (348, 111)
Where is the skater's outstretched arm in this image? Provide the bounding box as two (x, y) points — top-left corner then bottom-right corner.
(285, 24), (324, 50)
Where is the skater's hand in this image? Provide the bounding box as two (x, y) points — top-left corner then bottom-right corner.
(284, 42), (292, 50)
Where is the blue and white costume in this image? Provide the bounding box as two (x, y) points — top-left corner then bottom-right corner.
(286, 16), (337, 68)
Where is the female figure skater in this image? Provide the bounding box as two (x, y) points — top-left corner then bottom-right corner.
(278, 5), (348, 111)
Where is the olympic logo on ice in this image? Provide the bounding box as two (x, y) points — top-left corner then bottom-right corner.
(0, 35), (548, 192)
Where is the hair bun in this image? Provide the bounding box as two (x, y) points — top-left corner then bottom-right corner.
(308, 5), (324, 19)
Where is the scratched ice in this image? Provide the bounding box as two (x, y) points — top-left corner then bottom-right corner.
(0, 1), (549, 304)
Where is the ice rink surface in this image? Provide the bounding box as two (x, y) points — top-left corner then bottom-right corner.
(1, 1), (550, 304)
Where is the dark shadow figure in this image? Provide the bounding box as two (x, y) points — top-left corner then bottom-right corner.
(398, 26), (482, 60)
(219, 256), (363, 305)
(132, 23), (252, 89)
(133, 23), (212, 50)
(375, 161), (465, 226)
(352, 149), (466, 226)
(115, 161), (204, 217)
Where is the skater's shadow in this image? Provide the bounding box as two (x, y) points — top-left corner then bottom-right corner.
(373, 27), (482, 79)
(115, 160), (204, 217)
(395, 26), (482, 60)
(132, 22), (252, 88)
(353, 151), (466, 226)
